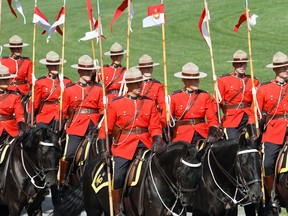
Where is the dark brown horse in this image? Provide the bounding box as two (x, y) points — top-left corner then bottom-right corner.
(0, 127), (60, 216)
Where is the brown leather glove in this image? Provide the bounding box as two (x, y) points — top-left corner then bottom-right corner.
(206, 126), (224, 143)
(151, 135), (166, 154)
(97, 139), (111, 161)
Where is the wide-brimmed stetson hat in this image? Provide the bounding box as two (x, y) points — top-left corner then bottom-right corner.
(266, 51), (288, 68)
(0, 65), (17, 79)
(226, 50), (249, 63)
(71, 55), (100, 70)
(104, 42), (127, 56)
(135, 54), (160, 68)
(174, 62), (207, 79)
(3, 35), (29, 48)
(39, 51), (66, 65)
(119, 67), (149, 83)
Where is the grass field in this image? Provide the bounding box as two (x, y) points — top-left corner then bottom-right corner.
(1, 0), (288, 93)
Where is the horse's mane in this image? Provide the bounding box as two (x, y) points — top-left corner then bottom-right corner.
(167, 141), (189, 152)
(22, 127), (55, 149)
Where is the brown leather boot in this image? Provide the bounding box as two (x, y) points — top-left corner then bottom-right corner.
(58, 159), (71, 185)
(112, 189), (123, 215)
(264, 175), (274, 197)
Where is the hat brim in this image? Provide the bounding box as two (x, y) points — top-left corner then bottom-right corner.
(266, 62), (288, 68)
(104, 50), (127, 56)
(39, 59), (67, 65)
(135, 63), (160, 68)
(174, 71), (207, 79)
(226, 60), (250, 63)
(0, 74), (17, 79)
(119, 76), (149, 84)
(71, 64), (100, 70)
(3, 43), (29, 48)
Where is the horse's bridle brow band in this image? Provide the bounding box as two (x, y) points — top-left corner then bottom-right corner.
(180, 158), (201, 168)
(39, 141), (54, 147)
(237, 149), (258, 155)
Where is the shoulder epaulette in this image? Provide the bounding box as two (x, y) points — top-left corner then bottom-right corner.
(37, 76), (46, 80)
(103, 64), (110, 67)
(92, 82), (102, 87)
(112, 96), (124, 101)
(171, 89), (182, 95)
(22, 57), (30, 60)
(152, 79), (161, 84)
(220, 73), (231, 78)
(66, 83), (76, 88)
(6, 90), (19, 95)
(260, 81), (271, 86)
(1, 56), (9, 59)
(141, 95), (153, 100)
(196, 89), (208, 94)
(64, 76), (72, 80)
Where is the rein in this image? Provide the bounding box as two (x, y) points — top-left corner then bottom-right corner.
(205, 148), (248, 205)
(149, 153), (202, 215)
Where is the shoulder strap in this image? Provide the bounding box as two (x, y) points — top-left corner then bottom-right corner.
(142, 79), (155, 96)
(0, 93), (11, 102)
(226, 77), (249, 104)
(12, 58), (26, 74)
(74, 84), (94, 110)
(267, 85), (288, 113)
(122, 98), (145, 129)
(177, 93), (200, 121)
(105, 67), (126, 90)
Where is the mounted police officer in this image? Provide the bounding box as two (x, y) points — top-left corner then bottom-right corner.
(57, 55), (103, 185)
(0, 65), (25, 144)
(217, 50), (260, 140)
(29, 51), (72, 130)
(1, 35), (32, 97)
(249, 51), (288, 212)
(97, 67), (164, 216)
(170, 62), (221, 146)
(98, 42), (127, 101)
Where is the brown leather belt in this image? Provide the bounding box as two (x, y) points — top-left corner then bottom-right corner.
(0, 115), (15, 121)
(266, 114), (288, 122)
(225, 102), (251, 109)
(11, 80), (28, 85)
(44, 100), (59, 105)
(121, 127), (148, 134)
(75, 108), (99, 114)
(106, 89), (120, 95)
(176, 118), (205, 126)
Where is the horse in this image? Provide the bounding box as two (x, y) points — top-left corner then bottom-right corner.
(237, 134), (262, 216)
(0, 127), (60, 216)
(52, 141), (202, 216)
(191, 138), (249, 216)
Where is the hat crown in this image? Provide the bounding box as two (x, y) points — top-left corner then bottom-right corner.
(126, 67), (142, 80)
(139, 54), (153, 64)
(78, 55), (93, 66)
(46, 51), (60, 62)
(233, 50), (248, 60)
(0, 65), (10, 77)
(110, 42), (124, 52)
(272, 51), (288, 64)
(9, 35), (23, 44)
(182, 62), (199, 75)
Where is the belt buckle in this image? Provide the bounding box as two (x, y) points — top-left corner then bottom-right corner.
(284, 113), (288, 119)
(239, 103), (244, 109)
(87, 108), (91, 114)
(191, 119), (196, 125)
(135, 127), (140, 134)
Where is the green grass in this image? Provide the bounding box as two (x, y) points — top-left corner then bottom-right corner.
(0, 0), (287, 94)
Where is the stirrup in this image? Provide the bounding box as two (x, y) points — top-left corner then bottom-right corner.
(270, 200), (281, 213)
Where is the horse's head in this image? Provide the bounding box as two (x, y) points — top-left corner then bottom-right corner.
(237, 133), (262, 204)
(175, 144), (202, 208)
(22, 127), (61, 187)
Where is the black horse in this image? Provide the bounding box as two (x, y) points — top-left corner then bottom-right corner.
(0, 127), (60, 216)
(237, 135), (262, 216)
(191, 138), (248, 216)
(52, 141), (202, 216)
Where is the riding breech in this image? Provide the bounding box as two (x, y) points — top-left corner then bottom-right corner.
(263, 142), (282, 176)
(224, 113), (248, 139)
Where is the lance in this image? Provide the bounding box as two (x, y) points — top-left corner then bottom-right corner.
(58, 0), (67, 131)
(30, 0), (38, 127)
(160, 0), (171, 142)
(0, 0), (2, 36)
(126, 0), (131, 70)
(244, 0), (263, 206)
(97, 0), (114, 214)
(202, 0), (221, 125)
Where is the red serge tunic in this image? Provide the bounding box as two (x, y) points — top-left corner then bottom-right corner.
(1, 56), (32, 95)
(60, 82), (103, 136)
(98, 95), (162, 160)
(0, 91), (25, 137)
(170, 89), (218, 143)
(217, 72), (259, 128)
(31, 75), (72, 124)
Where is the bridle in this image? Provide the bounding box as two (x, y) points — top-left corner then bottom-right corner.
(38, 141), (60, 173)
(149, 153), (201, 216)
